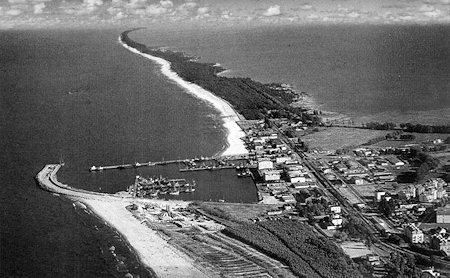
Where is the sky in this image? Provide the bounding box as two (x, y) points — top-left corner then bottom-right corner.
(0, 0), (449, 29)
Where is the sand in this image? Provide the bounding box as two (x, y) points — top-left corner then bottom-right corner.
(81, 197), (211, 278)
(119, 35), (248, 157)
(37, 165), (213, 278)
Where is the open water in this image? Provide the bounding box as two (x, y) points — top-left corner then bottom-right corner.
(132, 24), (450, 124)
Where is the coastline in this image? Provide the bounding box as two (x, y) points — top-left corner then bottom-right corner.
(118, 34), (248, 157)
(37, 164), (212, 278)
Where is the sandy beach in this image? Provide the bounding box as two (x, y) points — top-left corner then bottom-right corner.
(81, 198), (212, 278)
(37, 165), (213, 278)
(119, 36), (248, 157)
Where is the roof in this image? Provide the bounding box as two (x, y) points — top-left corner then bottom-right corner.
(437, 207), (450, 215)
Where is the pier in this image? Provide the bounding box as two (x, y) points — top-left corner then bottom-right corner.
(89, 154), (249, 172)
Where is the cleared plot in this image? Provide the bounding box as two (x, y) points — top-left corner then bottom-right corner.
(352, 184), (396, 201)
(301, 127), (387, 151)
(338, 187), (363, 205)
(340, 241), (372, 258)
(197, 202), (279, 222)
(170, 231), (296, 278)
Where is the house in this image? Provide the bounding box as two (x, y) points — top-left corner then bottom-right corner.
(374, 191), (386, 202)
(436, 207), (450, 223)
(387, 156), (405, 166)
(329, 205), (342, 214)
(351, 177), (365, 185)
(262, 170), (282, 181)
(258, 160), (273, 170)
(289, 176), (306, 183)
(404, 223), (424, 243)
(366, 255), (381, 266)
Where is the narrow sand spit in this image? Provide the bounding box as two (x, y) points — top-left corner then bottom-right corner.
(119, 35), (248, 156)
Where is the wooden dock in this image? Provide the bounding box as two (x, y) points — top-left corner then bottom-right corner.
(89, 154), (249, 172)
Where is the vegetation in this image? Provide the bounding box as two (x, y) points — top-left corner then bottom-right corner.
(259, 220), (361, 278)
(223, 223), (321, 278)
(362, 121), (450, 134)
(340, 215), (376, 243)
(223, 219), (362, 278)
(121, 31), (320, 124)
(400, 123), (450, 134)
(364, 122), (397, 130)
(384, 253), (424, 278)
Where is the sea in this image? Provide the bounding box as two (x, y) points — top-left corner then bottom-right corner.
(1, 24), (449, 277)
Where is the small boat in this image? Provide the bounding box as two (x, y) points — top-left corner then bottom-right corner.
(90, 166), (97, 171)
(134, 162), (141, 167)
(148, 190), (159, 197)
(169, 190), (180, 195)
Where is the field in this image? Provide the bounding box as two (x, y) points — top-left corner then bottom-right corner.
(372, 133), (448, 148)
(352, 184), (397, 202)
(301, 127), (388, 151)
(196, 202), (280, 222)
(338, 187), (364, 205)
(340, 241), (372, 258)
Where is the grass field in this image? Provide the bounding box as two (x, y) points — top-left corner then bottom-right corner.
(301, 127), (388, 151)
(197, 202), (280, 222)
(372, 133), (448, 148)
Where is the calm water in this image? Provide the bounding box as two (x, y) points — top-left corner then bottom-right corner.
(133, 24), (450, 124)
(0, 28), (256, 277)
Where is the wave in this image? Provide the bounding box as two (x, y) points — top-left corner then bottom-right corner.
(118, 33), (248, 157)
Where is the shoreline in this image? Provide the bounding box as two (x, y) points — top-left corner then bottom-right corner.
(118, 34), (248, 157)
(37, 164), (211, 278)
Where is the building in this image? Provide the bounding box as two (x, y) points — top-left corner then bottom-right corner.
(436, 207), (450, 223)
(374, 191), (386, 202)
(404, 223), (424, 243)
(262, 170), (282, 181)
(329, 205), (342, 214)
(386, 156), (405, 166)
(258, 160), (273, 170)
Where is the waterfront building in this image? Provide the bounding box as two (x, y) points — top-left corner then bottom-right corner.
(258, 159), (273, 170)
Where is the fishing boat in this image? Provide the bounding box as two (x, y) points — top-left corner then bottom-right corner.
(185, 180), (196, 193)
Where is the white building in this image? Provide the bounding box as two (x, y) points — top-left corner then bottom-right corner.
(436, 207), (450, 223)
(263, 170), (282, 181)
(258, 160), (273, 170)
(404, 223), (424, 244)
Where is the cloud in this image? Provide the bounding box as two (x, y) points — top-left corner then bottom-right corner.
(197, 6), (209, 15)
(34, 2), (45, 14)
(160, 0), (173, 9)
(7, 0), (27, 4)
(143, 0), (174, 16)
(84, 0), (103, 7)
(299, 4), (313, 10)
(6, 8), (23, 16)
(263, 5), (281, 16)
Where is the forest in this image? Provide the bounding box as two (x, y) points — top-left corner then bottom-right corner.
(121, 30), (320, 123)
